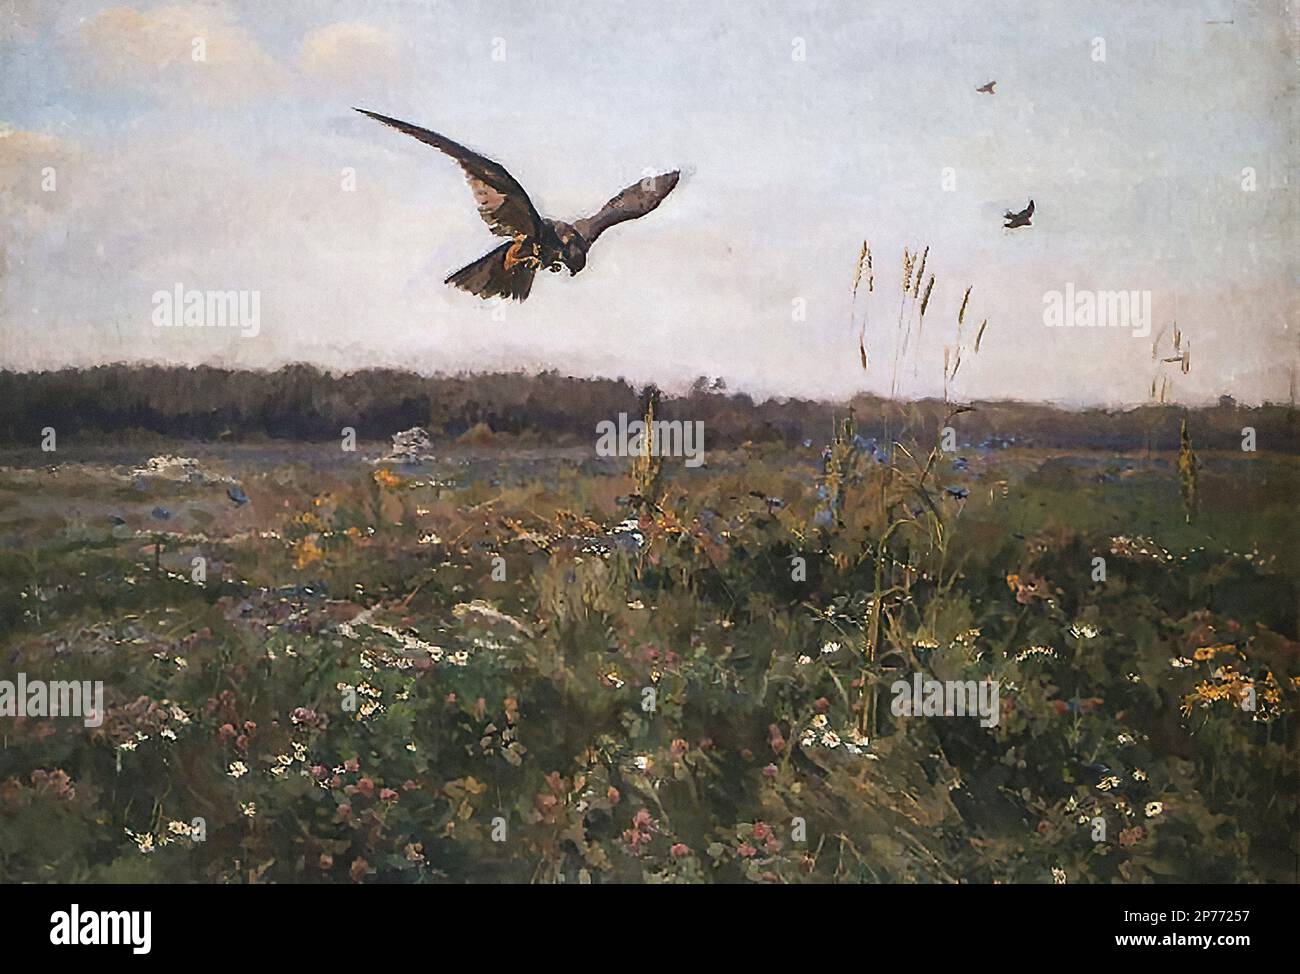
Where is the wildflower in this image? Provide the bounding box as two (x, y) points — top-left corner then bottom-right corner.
(1015, 645), (1056, 662)
(1132, 768), (1146, 782)
(1097, 775), (1121, 791)
(767, 724), (786, 755)
(1051, 866), (1067, 885)
(227, 761), (248, 778)
(797, 655), (813, 666)
(124, 829), (154, 854)
(240, 801), (256, 818)
(821, 731), (841, 748)
(1119, 826), (1146, 847)
(821, 641), (841, 655)
(844, 728), (871, 751)
(670, 843), (690, 858)
(290, 707), (317, 726)
(1144, 802), (1163, 818)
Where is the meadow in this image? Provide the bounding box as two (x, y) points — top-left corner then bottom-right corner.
(0, 414), (1295, 883)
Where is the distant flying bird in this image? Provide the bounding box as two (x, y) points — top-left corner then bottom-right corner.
(1003, 199), (1034, 229)
(976, 80), (996, 94)
(355, 108), (681, 302)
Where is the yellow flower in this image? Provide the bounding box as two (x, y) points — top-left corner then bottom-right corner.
(1193, 644), (1233, 661)
(373, 468), (403, 489)
(293, 536), (324, 569)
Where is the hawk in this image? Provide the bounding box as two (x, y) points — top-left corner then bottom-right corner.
(355, 108), (681, 301)
(1003, 199), (1034, 229)
(976, 80), (996, 94)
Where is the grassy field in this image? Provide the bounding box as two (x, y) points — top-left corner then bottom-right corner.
(0, 427), (1296, 883)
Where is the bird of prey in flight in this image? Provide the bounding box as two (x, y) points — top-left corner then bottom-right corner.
(975, 80), (996, 94)
(355, 108), (681, 301)
(1003, 199), (1034, 228)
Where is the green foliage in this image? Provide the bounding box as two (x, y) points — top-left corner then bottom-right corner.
(0, 438), (1295, 883)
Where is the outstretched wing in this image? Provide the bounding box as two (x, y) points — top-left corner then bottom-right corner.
(355, 108), (542, 239)
(574, 171), (681, 245)
(1004, 200), (1033, 220)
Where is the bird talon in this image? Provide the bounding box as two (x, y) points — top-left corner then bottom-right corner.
(504, 239), (544, 270)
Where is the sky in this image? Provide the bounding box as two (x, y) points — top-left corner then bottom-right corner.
(0, 0), (1295, 406)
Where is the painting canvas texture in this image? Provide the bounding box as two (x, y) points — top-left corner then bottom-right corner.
(0, 1), (1296, 885)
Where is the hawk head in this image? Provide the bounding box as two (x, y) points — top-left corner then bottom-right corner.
(550, 222), (587, 275)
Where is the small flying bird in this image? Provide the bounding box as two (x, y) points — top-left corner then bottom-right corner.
(355, 108), (681, 301)
(1003, 199), (1034, 229)
(976, 80), (996, 94)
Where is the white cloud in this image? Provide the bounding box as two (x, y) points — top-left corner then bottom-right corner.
(299, 22), (401, 85)
(74, 4), (290, 105)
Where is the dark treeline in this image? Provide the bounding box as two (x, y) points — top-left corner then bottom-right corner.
(0, 364), (1294, 454)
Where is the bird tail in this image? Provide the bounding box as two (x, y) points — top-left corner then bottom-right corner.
(445, 243), (535, 302)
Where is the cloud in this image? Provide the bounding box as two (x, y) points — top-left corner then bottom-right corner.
(298, 22), (400, 85)
(0, 126), (83, 241)
(75, 4), (289, 105)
